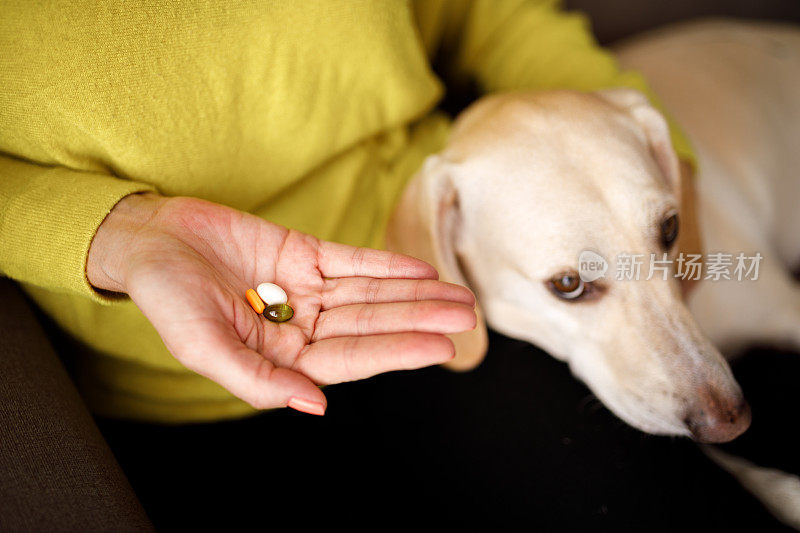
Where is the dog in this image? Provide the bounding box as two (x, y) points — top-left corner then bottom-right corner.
(387, 20), (800, 525)
(617, 19), (800, 527)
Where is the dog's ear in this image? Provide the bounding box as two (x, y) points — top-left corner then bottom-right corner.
(596, 88), (681, 196)
(417, 155), (489, 371)
(598, 88), (703, 298)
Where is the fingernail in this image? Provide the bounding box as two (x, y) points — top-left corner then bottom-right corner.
(288, 397), (326, 416)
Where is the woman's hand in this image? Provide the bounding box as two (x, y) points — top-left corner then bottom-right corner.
(87, 193), (476, 415)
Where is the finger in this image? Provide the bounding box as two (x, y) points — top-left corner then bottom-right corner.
(321, 277), (475, 310)
(294, 332), (456, 385)
(311, 300), (476, 342)
(168, 319), (327, 415)
(317, 241), (438, 279)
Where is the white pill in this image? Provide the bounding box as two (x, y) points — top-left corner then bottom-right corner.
(256, 282), (288, 306)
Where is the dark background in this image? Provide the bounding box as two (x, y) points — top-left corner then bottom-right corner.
(565, 0), (800, 44)
(98, 337), (800, 530)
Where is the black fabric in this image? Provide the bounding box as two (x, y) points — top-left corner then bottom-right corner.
(717, 349), (800, 476)
(98, 331), (793, 531)
(0, 278), (153, 532)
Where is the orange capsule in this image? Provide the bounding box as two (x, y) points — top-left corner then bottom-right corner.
(246, 288), (265, 314)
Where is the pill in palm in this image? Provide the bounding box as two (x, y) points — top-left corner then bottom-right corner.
(256, 282), (288, 306)
(245, 288), (265, 314)
(264, 303), (294, 323)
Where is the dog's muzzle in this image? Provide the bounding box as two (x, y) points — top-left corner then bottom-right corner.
(683, 387), (751, 443)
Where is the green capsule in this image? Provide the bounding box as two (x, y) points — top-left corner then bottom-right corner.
(264, 303), (294, 323)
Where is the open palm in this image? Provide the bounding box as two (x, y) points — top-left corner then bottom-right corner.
(104, 195), (476, 415)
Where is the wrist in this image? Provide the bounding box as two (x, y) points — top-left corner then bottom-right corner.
(87, 192), (166, 293)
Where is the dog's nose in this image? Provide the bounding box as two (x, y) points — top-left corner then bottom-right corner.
(683, 388), (751, 443)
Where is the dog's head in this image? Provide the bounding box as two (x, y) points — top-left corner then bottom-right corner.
(402, 89), (749, 442)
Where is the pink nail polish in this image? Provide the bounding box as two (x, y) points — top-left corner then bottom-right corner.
(288, 397), (326, 416)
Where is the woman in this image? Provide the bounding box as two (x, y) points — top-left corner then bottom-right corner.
(0, 0), (695, 422)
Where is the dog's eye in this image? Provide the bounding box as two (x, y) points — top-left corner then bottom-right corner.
(660, 214), (679, 249)
(550, 271), (585, 300)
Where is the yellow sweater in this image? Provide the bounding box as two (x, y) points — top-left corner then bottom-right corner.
(0, 0), (694, 423)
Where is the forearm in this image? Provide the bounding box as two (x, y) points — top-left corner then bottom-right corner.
(0, 155), (156, 302)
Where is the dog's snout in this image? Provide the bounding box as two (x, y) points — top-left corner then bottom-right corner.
(683, 388), (751, 443)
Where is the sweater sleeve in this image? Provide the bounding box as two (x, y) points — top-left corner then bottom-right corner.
(413, 0), (696, 167)
(0, 155), (156, 304)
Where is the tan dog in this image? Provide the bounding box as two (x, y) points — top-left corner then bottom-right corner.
(388, 19), (800, 525)
(387, 87), (748, 442)
(618, 19), (800, 527)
